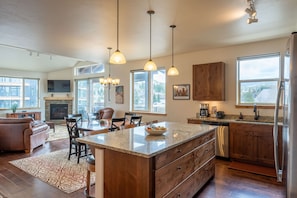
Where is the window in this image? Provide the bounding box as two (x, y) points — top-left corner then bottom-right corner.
(131, 69), (166, 114)
(74, 63), (104, 76)
(0, 77), (39, 109)
(237, 53), (280, 105)
(75, 78), (105, 119)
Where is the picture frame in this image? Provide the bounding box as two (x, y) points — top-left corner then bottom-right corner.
(115, 85), (124, 104)
(173, 84), (190, 100)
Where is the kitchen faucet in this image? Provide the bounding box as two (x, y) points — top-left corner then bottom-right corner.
(253, 104), (260, 120)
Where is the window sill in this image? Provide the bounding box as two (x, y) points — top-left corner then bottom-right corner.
(235, 105), (277, 109)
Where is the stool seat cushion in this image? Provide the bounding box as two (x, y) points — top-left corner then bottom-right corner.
(86, 155), (95, 165)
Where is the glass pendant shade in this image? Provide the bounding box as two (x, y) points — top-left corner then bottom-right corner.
(167, 66), (179, 76)
(109, 49), (126, 64)
(144, 60), (157, 71)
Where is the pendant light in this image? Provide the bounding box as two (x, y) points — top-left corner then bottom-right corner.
(144, 10), (157, 71)
(167, 25), (179, 76)
(109, 0), (126, 64)
(100, 47), (120, 101)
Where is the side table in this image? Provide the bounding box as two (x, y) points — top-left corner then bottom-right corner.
(45, 121), (55, 132)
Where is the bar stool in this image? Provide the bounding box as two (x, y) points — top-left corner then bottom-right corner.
(85, 154), (95, 198)
(83, 129), (108, 198)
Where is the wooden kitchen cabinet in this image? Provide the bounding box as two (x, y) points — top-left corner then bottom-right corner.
(192, 62), (225, 101)
(230, 122), (282, 168)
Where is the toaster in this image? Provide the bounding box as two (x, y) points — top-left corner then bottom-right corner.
(216, 111), (225, 119)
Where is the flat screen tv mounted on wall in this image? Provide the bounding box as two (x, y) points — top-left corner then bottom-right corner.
(47, 80), (71, 92)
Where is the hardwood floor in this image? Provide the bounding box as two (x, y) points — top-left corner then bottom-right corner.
(0, 139), (286, 198)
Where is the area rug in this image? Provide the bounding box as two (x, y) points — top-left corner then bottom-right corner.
(47, 124), (69, 142)
(9, 149), (95, 193)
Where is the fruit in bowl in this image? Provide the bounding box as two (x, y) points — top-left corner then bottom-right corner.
(145, 125), (167, 135)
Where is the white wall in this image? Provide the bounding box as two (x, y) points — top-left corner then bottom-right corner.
(110, 37), (288, 123)
(0, 37), (288, 123)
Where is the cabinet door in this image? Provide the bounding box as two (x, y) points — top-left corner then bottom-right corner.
(254, 128), (274, 167)
(230, 123), (254, 162)
(192, 62), (225, 101)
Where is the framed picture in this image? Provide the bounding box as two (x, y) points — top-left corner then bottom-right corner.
(173, 84), (190, 100)
(115, 85), (124, 104)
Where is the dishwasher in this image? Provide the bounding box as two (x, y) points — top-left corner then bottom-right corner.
(202, 121), (229, 158)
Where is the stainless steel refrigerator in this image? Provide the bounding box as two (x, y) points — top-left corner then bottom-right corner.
(274, 32), (297, 198)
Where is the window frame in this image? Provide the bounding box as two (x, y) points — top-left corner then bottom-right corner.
(130, 68), (166, 114)
(236, 53), (281, 106)
(0, 76), (40, 109)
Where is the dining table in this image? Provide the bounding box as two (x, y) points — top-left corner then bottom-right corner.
(77, 119), (110, 132)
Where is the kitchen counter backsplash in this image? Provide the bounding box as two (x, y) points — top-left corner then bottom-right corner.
(190, 114), (283, 124)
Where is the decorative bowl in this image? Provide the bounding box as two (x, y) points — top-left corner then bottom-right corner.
(145, 126), (167, 136)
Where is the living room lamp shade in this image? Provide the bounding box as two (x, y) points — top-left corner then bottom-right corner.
(109, 0), (126, 64)
(167, 25), (179, 76)
(144, 10), (157, 71)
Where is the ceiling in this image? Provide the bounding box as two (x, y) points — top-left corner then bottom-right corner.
(0, 0), (296, 73)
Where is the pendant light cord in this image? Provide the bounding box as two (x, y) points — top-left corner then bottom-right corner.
(149, 11), (152, 60)
(170, 25), (176, 67)
(147, 10), (155, 61)
(108, 47), (112, 77)
(116, 0), (119, 50)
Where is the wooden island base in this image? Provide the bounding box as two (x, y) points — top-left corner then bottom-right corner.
(94, 129), (216, 198)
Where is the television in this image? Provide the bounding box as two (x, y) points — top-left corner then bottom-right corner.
(47, 80), (71, 92)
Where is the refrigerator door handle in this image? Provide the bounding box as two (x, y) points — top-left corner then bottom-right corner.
(273, 80), (284, 182)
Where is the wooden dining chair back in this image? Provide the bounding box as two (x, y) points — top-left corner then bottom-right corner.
(124, 112), (136, 123)
(65, 118), (87, 163)
(110, 117), (126, 131)
(130, 115), (142, 126)
(67, 114), (83, 123)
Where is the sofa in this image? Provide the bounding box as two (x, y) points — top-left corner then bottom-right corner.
(0, 118), (50, 153)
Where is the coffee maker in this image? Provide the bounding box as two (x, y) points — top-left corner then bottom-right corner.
(200, 103), (209, 117)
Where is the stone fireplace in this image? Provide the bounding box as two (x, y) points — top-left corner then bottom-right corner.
(44, 97), (73, 123)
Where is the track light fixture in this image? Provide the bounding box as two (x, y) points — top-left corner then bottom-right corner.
(246, 0), (258, 24)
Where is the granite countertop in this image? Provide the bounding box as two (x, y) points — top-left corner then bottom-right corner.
(77, 121), (217, 158)
(188, 114), (283, 125)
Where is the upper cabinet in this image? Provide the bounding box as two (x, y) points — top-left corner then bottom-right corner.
(192, 62), (225, 101)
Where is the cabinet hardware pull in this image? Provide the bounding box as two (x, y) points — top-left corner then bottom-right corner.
(177, 193), (181, 197)
(177, 166), (182, 170)
(177, 149), (182, 153)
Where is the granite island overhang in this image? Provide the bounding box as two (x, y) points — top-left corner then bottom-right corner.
(77, 121), (217, 198)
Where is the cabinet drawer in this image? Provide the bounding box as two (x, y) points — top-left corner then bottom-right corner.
(164, 158), (215, 198)
(155, 152), (195, 197)
(155, 131), (215, 169)
(194, 140), (215, 169)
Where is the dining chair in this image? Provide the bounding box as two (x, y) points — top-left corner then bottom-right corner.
(67, 114), (83, 123)
(124, 112), (136, 123)
(65, 118), (87, 163)
(130, 115), (142, 126)
(98, 107), (114, 120)
(84, 128), (109, 198)
(110, 117), (126, 131)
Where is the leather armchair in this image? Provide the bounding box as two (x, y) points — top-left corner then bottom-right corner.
(0, 118), (50, 153)
(98, 107), (114, 120)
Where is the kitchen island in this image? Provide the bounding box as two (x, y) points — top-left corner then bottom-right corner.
(77, 122), (217, 198)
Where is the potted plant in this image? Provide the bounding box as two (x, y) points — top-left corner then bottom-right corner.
(11, 102), (18, 113)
